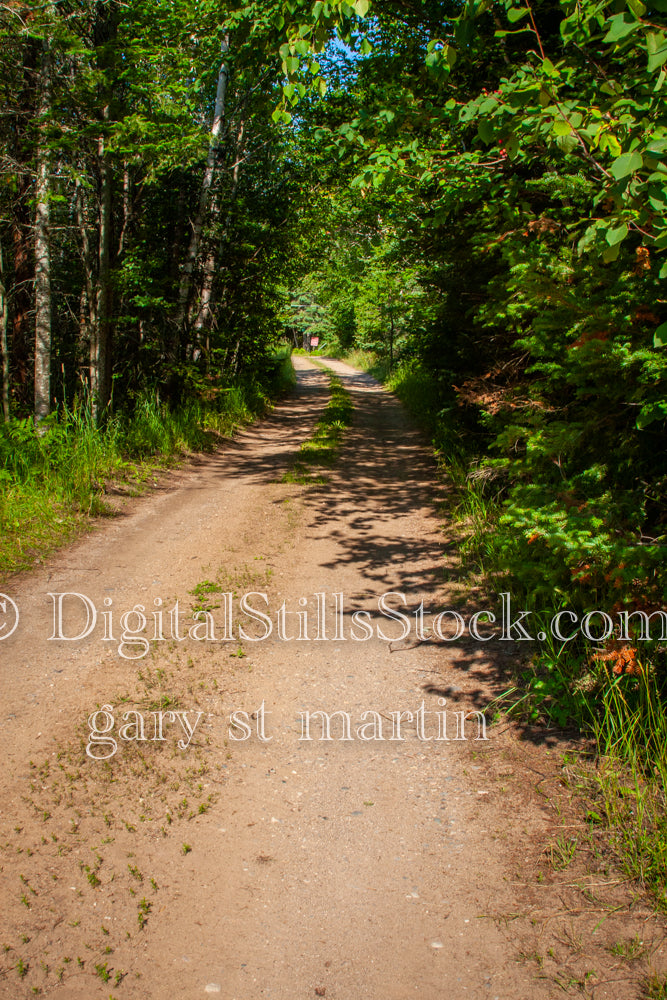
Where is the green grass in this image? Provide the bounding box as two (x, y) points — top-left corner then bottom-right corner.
(343, 349), (390, 383)
(587, 660), (667, 912)
(291, 347), (339, 358)
(0, 349), (295, 579)
(283, 367), (353, 484)
(644, 973), (667, 999)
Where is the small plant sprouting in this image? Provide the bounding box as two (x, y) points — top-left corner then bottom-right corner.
(546, 835), (577, 871)
(182, 843), (192, 855)
(137, 898), (151, 930)
(85, 865), (101, 888)
(94, 961), (111, 983)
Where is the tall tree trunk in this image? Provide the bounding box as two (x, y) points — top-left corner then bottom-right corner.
(117, 160), (131, 257)
(10, 183), (33, 410)
(174, 34), (230, 351)
(0, 237), (9, 421)
(75, 178), (97, 376)
(192, 114), (246, 353)
(90, 127), (112, 419)
(89, 2), (118, 420)
(8, 38), (40, 413)
(389, 306), (394, 372)
(34, 37), (52, 424)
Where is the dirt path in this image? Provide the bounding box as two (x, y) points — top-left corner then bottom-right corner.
(0, 357), (665, 999)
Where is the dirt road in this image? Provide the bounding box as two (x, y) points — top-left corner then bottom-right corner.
(0, 357), (664, 999)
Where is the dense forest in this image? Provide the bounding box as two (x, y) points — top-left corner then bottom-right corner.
(1, 0), (666, 756)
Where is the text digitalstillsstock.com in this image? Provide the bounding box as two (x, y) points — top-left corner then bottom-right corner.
(1, 591), (665, 658)
(85, 700), (490, 759)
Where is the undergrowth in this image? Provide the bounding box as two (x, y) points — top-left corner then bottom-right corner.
(345, 347), (667, 920)
(0, 349), (295, 578)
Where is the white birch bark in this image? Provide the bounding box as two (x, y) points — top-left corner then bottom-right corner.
(175, 34), (230, 343)
(0, 236), (9, 421)
(34, 37), (52, 424)
(91, 126), (112, 419)
(192, 115), (246, 350)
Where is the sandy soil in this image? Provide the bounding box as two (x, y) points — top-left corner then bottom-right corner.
(0, 356), (665, 999)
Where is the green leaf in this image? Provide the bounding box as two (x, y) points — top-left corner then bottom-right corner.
(607, 134), (622, 156)
(610, 151), (643, 179)
(605, 222), (628, 245)
(603, 13), (640, 42)
(637, 401), (667, 427)
(627, 0), (646, 16)
(507, 6), (530, 22)
(354, 0), (369, 15)
(654, 321), (667, 347)
(659, 260), (667, 278)
(556, 133), (578, 154)
(478, 120), (495, 145)
(505, 133), (520, 158)
(552, 119), (573, 136)
(647, 32), (667, 71)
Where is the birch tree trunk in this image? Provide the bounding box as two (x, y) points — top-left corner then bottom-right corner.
(174, 34), (230, 350)
(9, 39), (39, 411)
(75, 178), (97, 373)
(34, 37), (52, 424)
(90, 126), (112, 419)
(0, 237), (9, 421)
(89, 2), (118, 420)
(192, 114), (246, 353)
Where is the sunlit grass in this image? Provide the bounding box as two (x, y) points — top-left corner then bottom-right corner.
(0, 350), (295, 579)
(283, 368), (353, 484)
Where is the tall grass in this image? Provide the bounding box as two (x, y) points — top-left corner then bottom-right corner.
(589, 661), (667, 912)
(0, 350), (295, 578)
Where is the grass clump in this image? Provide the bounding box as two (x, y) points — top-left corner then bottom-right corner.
(587, 660), (667, 912)
(283, 367), (353, 483)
